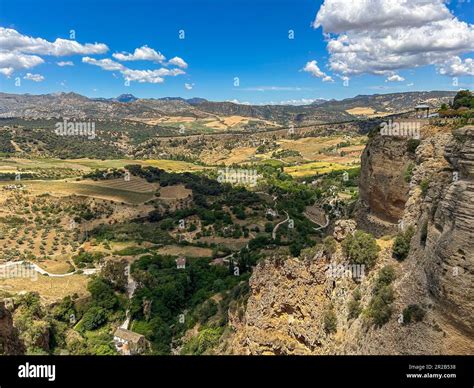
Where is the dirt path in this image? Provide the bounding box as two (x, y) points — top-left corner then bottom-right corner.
(272, 211), (289, 240)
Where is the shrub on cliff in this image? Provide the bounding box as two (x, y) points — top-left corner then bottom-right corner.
(392, 226), (415, 261)
(347, 289), (362, 320)
(420, 179), (430, 197)
(366, 266), (396, 327)
(404, 163), (415, 183)
(407, 139), (421, 154)
(402, 304), (425, 325)
(342, 230), (380, 269)
(322, 236), (337, 258)
(367, 286), (395, 327)
(323, 309), (337, 334)
(181, 326), (224, 355)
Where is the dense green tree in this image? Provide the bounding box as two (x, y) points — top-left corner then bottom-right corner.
(100, 260), (127, 292)
(87, 278), (118, 310)
(452, 90), (474, 109)
(78, 306), (107, 331)
(342, 230), (380, 269)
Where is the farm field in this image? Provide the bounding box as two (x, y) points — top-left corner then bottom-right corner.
(130, 114), (278, 132)
(17, 178), (157, 205)
(201, 146), (257, 165)
(159, 184), (192, 200)
(345, 107), (393, 117)
(199, 135), (366, 167)
(156, 245), (213, 258)
(277, 136), (366, 160)
(0, 157), (207, 176)
(0, 274), (89, 303)
(36, 259), (75, 274)
(284, 161), (354, 178)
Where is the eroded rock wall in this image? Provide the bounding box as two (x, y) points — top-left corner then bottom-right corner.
(228, 125), (474, 355)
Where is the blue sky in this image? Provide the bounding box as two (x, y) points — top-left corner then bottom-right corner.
(0, 0), (473, 104)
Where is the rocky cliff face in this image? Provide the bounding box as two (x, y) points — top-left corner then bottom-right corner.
(421, 126), (474, 344)
(228, 125), (473, 355)
(357, 134), (413, 233)
(0, 301), (25, 355)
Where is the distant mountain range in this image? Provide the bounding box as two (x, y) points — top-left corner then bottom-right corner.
(90, 94), (208, 104)
(112, 94), (139, 103)
(0, 90), (457, 124)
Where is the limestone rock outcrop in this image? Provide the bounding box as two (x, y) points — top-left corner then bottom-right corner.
(333, 219), (357, 242)
(357, 135), (413, 230)
(0, 301), (25, 355)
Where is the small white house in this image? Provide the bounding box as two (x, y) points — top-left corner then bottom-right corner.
(176, 256), (186, 269)
(266, 209), (278, 217)
(113, 328), (149, 355)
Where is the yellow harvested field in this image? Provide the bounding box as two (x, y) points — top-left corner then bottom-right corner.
(130, 115), (276, 131)
(346, 107), (393, 117)
(159, 184), (192, 200)
(278, 137), (340, 157)
(204, 115), (276, 129)
(22, 179), (157, 205)
(200, 146), (257, 165)
(0, 274), (89, 303)
(161, 116), (197, 123)
(277, 136), (366, 160)
(225, 147), (258, 165)
(284, 161), (351, 177)
(140, 159), (206, 172)
(346, 107), (377, 115)
(156, 245), (213, 257)
(204, 120), (228, 130)
(0, 157), (206, 174)
(37, 260), (75, 275)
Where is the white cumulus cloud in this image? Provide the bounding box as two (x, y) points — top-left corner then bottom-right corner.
(23, 72), (44, 82)
(438, 57), (474, 76)
(0, 26), (108, 76)
(0, 27), (108, 56)
(0, 51), (44, 76)
(168, 56), (188, 68)
(302, 60), (334, 82)
(386, 74), (405, 82)
(312, 0), (474, 78)
(82, 57), (126, 71)
(83, 56), (185, 84)
(113, 45), (166, 63)
(57, 61), (74, 67)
